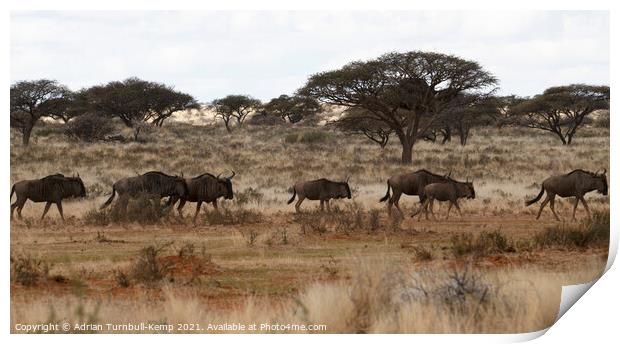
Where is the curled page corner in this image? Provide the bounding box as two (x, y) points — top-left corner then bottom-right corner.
(555, 280), (597, 322)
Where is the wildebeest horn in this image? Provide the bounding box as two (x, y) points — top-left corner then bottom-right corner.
(346, 175), (351, 183)
(216, 172), (223, 179)
(228, 170), (236, 179)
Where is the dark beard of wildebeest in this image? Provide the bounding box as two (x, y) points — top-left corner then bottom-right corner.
(525, 169), (608, 221)
(169, 170), (236, 223)
(100, 171), (188, 211)
(287, 178), (352, 213)
(10, 174), (87, 220)
(415, 179), (475, 221)
(379, 169), (454, 217)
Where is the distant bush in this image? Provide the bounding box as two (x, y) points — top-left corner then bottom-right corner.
(129, 243), (174, 284)
(247, 112), (286, 126)
(83, 193), (167, 225)
(451, 230), (514, 258)
(64, 114), (116, 142)
(284, 130), (333, 144)
(202, 206), (262, 225)
(593, 110), (610, 128)
(535, 210), (609, 248)
(10, 254), (50, 286)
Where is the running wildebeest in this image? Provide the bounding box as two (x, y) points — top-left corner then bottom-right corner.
(525, 169), (608, 220)
(174, 170), (236, 223)
(287, 178), (352, 213)
(415, 179), (475, 220)
(100, 171), (188, 210)
(379, 169), (452, 217)
(10, 174), (87, 220)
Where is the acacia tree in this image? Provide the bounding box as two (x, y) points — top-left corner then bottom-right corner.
(212, 95), (261, 132)
(10, 79), (72, 146)
(509, 84), (610, 144)
(80, 77), (198, 139)
(332, 108), (393, 149)
(300, 51), (497, 163)
(148, 86), (200, 127)
(441, 93), (500, 145)
(263, 94), (322, 123)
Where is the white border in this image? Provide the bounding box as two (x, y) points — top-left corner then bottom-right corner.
(3, 1), (616, 343)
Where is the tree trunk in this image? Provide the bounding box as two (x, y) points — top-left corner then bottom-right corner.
(557, 133), (567, 145)
(224, 121), (232, 133)
(441, 126), (451, 144)
(399, 136), (414, 164)
(21, 124), (33, 146)
(459, 128), (469, 146)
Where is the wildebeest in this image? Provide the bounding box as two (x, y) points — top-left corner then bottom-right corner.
(10, 174), (87, 220)
(174, 170), (236, 222)
(287, 178), (351, 212)
(379, 169), (452, 217)
(101, 171), (188, 210)
(415, 179), (475, 220)
(525, 169), (608, 220)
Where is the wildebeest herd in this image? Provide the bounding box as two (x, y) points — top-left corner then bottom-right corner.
(10, 168), (608, 222)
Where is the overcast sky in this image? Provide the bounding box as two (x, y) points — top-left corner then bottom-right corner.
(11, 11), (609, 102)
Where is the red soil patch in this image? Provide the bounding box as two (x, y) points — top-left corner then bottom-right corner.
(158, 255), (222, 277)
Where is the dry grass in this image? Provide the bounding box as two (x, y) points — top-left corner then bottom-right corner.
(9, 122), (610, 333)
(10, 256), (604, 333)
(10, 123), (609, 218)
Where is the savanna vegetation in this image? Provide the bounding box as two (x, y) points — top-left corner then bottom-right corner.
(10, 50), (610, 333)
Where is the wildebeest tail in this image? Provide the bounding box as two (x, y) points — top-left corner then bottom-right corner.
(100, 187), (116, 209)
(10, 184), (15, 201)
(379, 181), (391, 202)
(525, 186), (545, 206)
(287, 187), (297, 204)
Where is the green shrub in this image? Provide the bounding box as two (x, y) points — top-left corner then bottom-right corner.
(284, 130), (333, 144)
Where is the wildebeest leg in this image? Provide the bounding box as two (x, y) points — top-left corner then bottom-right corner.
(579, 196), (591, 218)
(11, 197), (24, 220)
(454, 200), (463, 217)
(548, 195), (560, 221)
(212, 200), (219, 212)
(536, 195), (551, 220)
(193, 201), (203, 223)
(295, 196), (305, 213)
(427, 199), (435, 220)
(389, 191), (403, 217)
(41, 202), (52, 220)
(14, 197), (27, 220)
(326, 200), (332, 212)
(411, 195), (425, 217)
(17, 201), (26, 220)
(177, 199), (186, 217)
(320, 200), (325, 212)
(416, 199), (427, 221)
(393, 193), (404, 218)
(571, 197), (580, 220)
(56, 201), (65, 221)
(446, 202), (452, 220)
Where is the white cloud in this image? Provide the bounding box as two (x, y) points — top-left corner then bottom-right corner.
(10, 10), (609, 101)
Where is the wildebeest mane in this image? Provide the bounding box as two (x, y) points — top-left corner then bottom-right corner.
(143, 171), (178, 178)
(567, 169), (598, 177)
(192, 172), (217, 180)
